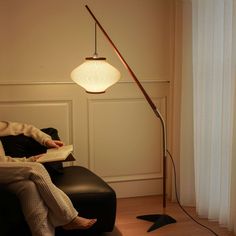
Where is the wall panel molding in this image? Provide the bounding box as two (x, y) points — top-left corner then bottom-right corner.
(0, 80), (170, 86)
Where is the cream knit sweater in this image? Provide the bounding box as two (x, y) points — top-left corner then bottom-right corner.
(0, 121), (52, 162)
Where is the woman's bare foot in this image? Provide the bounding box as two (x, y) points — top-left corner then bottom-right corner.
(63, 216), (97, 230)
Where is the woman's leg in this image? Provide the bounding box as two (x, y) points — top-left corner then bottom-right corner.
(27, 163), (78, 226)
(28, 165), (97, 229)
(0, 162), (77, 226)
(7, 180), (55, 236)
(0, 162), (96, 233)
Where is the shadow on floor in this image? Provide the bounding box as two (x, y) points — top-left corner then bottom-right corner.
(56, 226), (122, 236)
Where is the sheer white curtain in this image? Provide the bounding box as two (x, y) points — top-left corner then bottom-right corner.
(180, 0), (236, 232)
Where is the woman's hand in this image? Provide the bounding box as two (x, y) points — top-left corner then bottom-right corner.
(27, 140), (64, 162)
(45, 140), (64, 149)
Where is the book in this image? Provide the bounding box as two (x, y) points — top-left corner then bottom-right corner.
(36, 144), (75, 163)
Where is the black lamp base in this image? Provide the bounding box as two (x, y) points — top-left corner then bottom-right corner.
(137, 214), (176, 232)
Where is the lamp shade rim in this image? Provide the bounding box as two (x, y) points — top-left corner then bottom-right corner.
(85, 90), (105, 94)
(85, 57), (106, 60)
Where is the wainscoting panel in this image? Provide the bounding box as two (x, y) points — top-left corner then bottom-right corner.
(88, 97), (166, 183)
(0, 100), (72, 144)
(0, 81), (170, 197)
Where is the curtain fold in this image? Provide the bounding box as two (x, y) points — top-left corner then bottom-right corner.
(231, 93), (236, 232)
(180, 0), (236, 233)
(230, 1), (236, 232)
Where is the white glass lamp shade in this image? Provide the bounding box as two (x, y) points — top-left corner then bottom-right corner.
(71, 58), (121, 93)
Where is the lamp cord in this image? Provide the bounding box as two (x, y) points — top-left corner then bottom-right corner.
(166, 150), (219, 236)
(94, 23), (98, 57)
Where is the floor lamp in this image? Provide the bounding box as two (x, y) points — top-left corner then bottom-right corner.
(71, 5), (176, 232)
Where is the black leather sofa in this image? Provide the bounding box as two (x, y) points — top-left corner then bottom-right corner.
(0, 128), (116, 236)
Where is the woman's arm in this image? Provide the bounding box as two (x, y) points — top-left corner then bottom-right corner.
(0, 121), (52, 145)
(0, 121), (64, 162)
(0, 155), (42, 162)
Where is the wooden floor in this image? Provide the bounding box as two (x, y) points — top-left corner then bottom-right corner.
(108, 195), (235, 236)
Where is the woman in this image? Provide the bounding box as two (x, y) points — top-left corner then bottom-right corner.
(0, 121), (97, 236)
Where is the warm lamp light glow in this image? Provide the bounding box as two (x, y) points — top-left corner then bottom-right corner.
(71, 58), (121, 94)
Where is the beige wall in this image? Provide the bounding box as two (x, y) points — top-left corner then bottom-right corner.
(0, 0), (173, 83)
(0, 0), (176, 198)
(179, 0), (195, 206)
